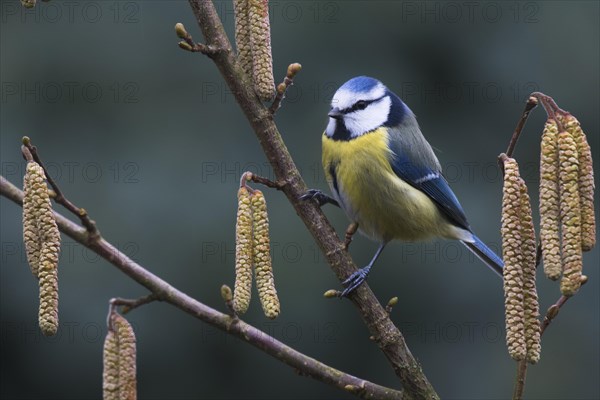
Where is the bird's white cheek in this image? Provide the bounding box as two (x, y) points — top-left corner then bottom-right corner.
(325, 118), (337, 137)
(346, 97), (391, 138)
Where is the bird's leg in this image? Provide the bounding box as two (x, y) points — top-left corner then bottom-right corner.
(344, 222), (359, 250)
(340, 242), (386, 297)
(300, 189), (340, 208)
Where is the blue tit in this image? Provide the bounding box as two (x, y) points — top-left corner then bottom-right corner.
(302, 76), (504, 297)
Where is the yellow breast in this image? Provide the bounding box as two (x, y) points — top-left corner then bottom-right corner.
(322, 128), (448, 242)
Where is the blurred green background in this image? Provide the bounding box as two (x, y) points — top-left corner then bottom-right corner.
(1, 1), (598, 399)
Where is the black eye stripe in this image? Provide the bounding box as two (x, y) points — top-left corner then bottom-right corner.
(341, 95), (386, 114)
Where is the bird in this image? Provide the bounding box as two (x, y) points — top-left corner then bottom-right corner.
(301, 76), (504, 297)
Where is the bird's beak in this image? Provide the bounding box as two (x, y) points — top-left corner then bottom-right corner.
(328, 107), (343, 120)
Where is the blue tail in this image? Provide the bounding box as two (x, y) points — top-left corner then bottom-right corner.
(462, 235), (504, 278)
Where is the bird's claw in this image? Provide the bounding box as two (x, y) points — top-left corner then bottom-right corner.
(340, 267), (370, 297)
(300, 189), (325, 203)
(300, 189), (339, 207)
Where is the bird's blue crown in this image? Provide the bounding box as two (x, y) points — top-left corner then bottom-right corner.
(339, 76), (383, 94)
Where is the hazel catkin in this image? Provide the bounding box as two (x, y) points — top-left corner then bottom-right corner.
(539, 119), (562, 280)
(234, 0), (253, 79)
(233, 187), (253, 315)
(248, 0), (274, 101)
(23, 161), (61, 336)
(557, 131), (583, 296)
(103, 313), (137, 400)
(23, 165), (41, 277)
(562, 113), (595, 251)
(20, 0), (36, 8)
(519, 181), (541, 364)
(251, 190), (279, 319)
(501, 157), (526, 361)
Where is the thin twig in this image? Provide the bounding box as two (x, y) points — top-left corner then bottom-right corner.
(269, 63), (302, 115)
(186, 2), (437, 397)
(111, 294), (159, 314)
(0, 175), (402, 400)
(530, 92), (566, 122)
(512, 360), (528, 400)
(175, 22), (220, 56)
(505, 96), (538, 158)
(241, 171), (286, 190)
(21, 137), (99, 239)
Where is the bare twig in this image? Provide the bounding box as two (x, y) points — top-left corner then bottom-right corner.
(530, 91), (566, 122)
(111, 294), (159, 315)
(175, 22), (220, 55)
(505, 96), (538, 158)
(540, 276), (588, 335)
(185, 2), (437, 397)
(21, 136), (99, 239)
(241, 171), (285, 190)
(512, 360), (528, 400)
(503, 91), (569, 163)
(0, 175), (402, 400)
(269, 63), (302, 115)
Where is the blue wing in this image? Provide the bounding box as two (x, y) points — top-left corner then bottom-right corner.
(389, 152), (471, 231)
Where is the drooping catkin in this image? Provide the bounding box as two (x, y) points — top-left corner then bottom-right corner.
(251, 190), (279, 319)
(249, 0), (275, 101)
(519, 181), (541, 364)
(20, 0), (36, 8)
(103, 326), (119, 400)
(38, 242), (60, 336)
(234, 0), (253, 78)
(233, 187), (253, 315)
(103, 313), (137, 400)
(23, 162), (61, 336)
(539, 119), (562, 280)
(558, 131), (583, 296)
(23, 166), (41, 277)
(562, 113), (595, 251)
(501, 157), (526, 361)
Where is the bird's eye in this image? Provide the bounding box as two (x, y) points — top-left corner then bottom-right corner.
(355, 100), (368, 110)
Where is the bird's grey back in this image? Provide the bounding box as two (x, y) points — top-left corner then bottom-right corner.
(387, 112), (442, 173)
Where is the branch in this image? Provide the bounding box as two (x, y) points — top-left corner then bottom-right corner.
(110, 294), (159, 315)
(22, 136), (100, 239)
(503, 91), (569, 163)
(505, 96), (538, 158)
(0, 175), (402, 400)
(175, 22), (220, 55)
(186, 1), (438, 397)
(241, 171), (285, 190)
(269, 63), (302, 115)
